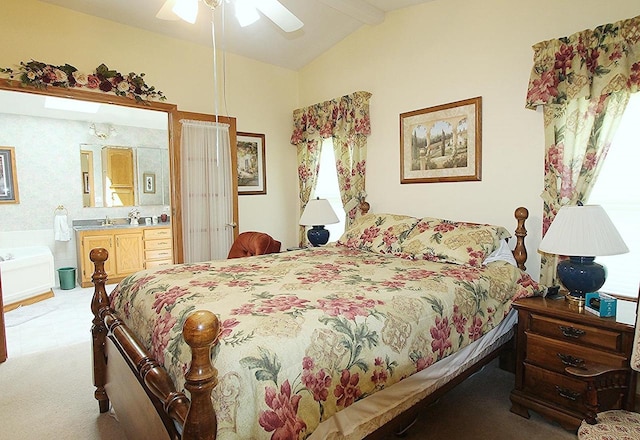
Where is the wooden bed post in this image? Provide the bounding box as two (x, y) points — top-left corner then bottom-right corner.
(182, 311), (220, 440)
(513, 207), (529, 271)
(90, 248), (110, 413)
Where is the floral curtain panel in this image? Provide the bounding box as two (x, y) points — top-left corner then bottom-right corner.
(291, 91), (372, 245)
(526, 15), (640, 286)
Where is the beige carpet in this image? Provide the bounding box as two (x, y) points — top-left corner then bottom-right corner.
(0, 343), (577, 440)
(404, 359), (578, 440)
(0, 342), (127, 440)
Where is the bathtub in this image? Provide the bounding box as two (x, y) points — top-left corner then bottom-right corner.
(0, 246), (55, 308)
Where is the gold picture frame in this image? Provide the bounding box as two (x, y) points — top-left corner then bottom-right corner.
(236, 132), (266, 195)
(400, 97), (482, 183)
(0, 146), (19, 203)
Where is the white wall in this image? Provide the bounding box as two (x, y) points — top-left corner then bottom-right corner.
(298, 0), (640, 280)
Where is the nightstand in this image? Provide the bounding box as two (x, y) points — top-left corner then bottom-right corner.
(509, 296), (637, 430)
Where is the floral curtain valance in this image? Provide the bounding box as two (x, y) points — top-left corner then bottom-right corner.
(290, 91), (372, 144)
(526, 15), (640, 109)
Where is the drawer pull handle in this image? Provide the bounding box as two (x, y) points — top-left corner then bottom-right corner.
(559, 325), (585, 339)
(556, 386), (580, 401)
(557, 353), (585, 368)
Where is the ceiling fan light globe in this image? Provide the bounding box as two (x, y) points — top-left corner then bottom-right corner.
(172, 0), (199, 23)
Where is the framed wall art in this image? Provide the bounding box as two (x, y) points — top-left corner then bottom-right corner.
(143, 172), (156, 194)
(400, 96), (482, 184)
(83, 171), (90, 194)
(0, 146), (19, 203)
(236, 132), (266, 195)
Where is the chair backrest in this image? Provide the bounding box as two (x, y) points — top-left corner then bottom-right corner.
(227, 232), (281, 259)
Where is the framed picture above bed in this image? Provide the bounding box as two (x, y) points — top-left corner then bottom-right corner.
(236, 132), (266, 195)
(400, 96), (482, 184)
(0, 146), (19, 204)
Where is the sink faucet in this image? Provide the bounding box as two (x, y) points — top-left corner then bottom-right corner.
(101, 216), (113, 226)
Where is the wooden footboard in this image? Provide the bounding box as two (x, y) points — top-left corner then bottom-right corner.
(90, 248), (220, 440)
(91, 207), (530, 440)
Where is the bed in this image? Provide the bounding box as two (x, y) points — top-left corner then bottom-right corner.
(90, 206), (543, 440)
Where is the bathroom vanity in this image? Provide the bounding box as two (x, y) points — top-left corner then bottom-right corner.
(75, 224), (173, 287)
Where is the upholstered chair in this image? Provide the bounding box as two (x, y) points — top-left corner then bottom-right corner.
(227, 232), (281, 259)
(566, 294), (640, 439)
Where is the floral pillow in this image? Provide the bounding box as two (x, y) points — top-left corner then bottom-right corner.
(337, 213), (420, 255)
(400, 217), (512, 267)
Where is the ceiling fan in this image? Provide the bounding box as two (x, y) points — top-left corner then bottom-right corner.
(156, 0), (304, 32)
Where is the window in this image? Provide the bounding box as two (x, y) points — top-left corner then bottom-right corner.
(587, 93), (640, 298)
(311, 138), (346, 242)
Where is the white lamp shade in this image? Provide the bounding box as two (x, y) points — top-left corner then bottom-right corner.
(299, 198), (339, 226)
(538, 205), (629, 257)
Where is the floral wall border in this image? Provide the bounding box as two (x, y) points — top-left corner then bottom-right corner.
(0, 60), (166, 103)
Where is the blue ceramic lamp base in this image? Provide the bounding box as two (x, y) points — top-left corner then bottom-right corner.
(307, 225), (329, 247)
(557, 256), (606, 304)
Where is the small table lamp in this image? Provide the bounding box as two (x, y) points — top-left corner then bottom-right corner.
(299, 198), (339, 246)
(538, 204), (628, 304)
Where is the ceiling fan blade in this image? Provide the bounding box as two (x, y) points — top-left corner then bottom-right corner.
(156, 0), (180, 20)
(255, 0), (303, 33)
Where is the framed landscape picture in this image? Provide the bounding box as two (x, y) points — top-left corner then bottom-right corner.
(400, 97), (482, 184)
(236, 132), (266, 195)
(0, 146), (19, 203)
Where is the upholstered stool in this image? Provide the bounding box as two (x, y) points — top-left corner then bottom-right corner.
(577, 410), (640, 440)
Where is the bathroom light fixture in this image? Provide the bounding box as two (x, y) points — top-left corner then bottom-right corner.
(89, 123), (116, 140)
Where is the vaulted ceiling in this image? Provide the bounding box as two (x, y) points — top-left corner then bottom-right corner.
(38, 0), (434, 70)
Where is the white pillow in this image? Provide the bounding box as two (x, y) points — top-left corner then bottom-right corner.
(483, 239), (517, 267)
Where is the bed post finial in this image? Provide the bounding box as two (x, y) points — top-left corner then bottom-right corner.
(90, 247), (110, 413)
(513, 207), (528, 271)
(182, 310), (220, 440)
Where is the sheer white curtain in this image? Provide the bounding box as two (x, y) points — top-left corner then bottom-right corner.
(180, 119), (234, 262)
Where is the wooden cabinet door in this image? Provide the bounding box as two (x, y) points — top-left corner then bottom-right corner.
(103, 147), (135, 206)
(81, 234), (114, 283)
(114, 232), (144, 276)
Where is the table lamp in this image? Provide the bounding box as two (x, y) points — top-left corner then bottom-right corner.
(538, 204), (628, 304)
(299, 197), (339, 246)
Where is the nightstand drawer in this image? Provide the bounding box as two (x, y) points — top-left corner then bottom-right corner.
(529, 313), (622, 352)
(523, 363), (587, 414)
(526, 332), (628, 373)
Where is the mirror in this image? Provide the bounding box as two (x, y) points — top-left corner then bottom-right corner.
(80, 144), (169, 208)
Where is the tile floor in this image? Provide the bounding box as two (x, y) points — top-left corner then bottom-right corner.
(4, 285), (115, 357)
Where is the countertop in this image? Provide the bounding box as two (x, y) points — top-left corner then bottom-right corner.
(73, 222), (171, 232)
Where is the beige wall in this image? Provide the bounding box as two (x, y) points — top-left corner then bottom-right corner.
(298, 0), (639, 279)
(1, 0), (300, 252)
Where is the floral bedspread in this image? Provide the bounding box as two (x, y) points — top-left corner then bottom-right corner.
(110, 245), (541, 439)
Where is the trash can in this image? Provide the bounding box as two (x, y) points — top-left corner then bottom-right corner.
(57, 267), (76, 290)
